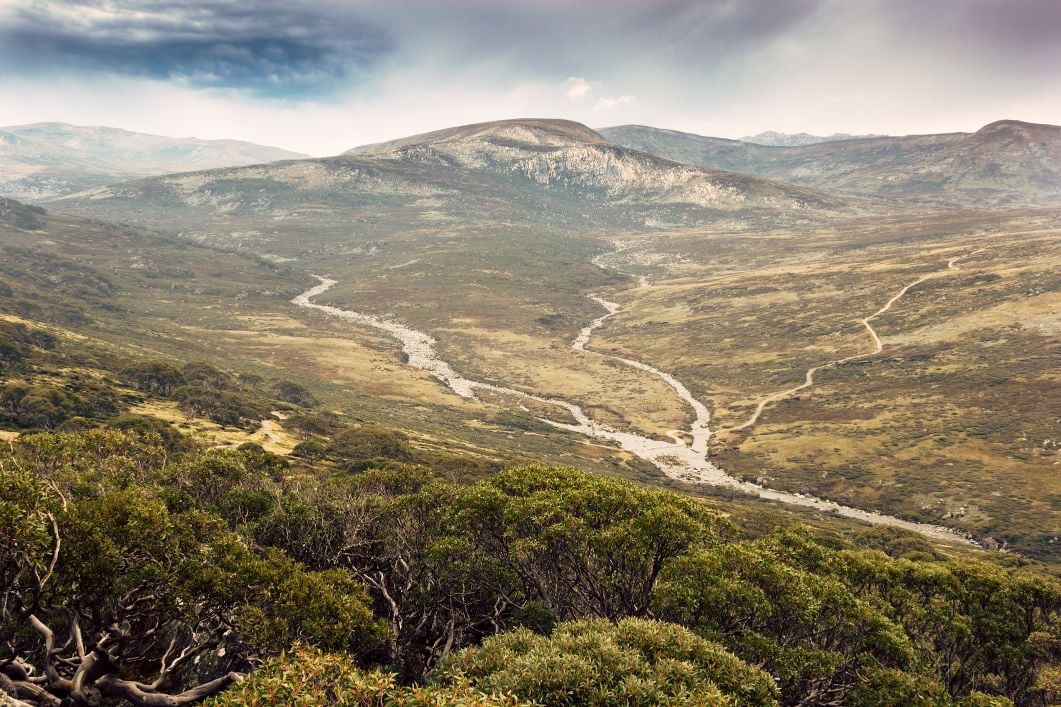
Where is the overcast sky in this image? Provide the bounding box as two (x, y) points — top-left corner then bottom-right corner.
(1, 0), (1058, 156)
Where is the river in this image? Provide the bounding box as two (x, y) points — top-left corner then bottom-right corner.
(292, 273), (974, 545)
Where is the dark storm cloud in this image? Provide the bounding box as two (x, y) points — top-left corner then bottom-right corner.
(1, 0), (1058, 102)
(0, 1), (392, 98)
(0, 0), (826, 97)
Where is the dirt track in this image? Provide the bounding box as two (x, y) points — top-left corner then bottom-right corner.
(726, 251), (982, 432)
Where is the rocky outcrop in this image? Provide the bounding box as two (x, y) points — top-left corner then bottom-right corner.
(348, 119), (843, 211)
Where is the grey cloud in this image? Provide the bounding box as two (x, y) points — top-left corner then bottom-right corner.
(881, 0), (1061, 56)
(1, 0), (1057, 108)
(1, 0), (392, 98)
(358, 0), (826, 77)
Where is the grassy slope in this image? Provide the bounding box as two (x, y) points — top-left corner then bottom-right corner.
(28, 128), (1061, 560)
(592, 208), (1061, 559)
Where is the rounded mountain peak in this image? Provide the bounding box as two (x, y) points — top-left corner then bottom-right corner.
(972, 119), (1060, 140)
(344, 118), (607, 156)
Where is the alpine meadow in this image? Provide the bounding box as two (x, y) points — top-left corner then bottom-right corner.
(1, 2), (1059, 705)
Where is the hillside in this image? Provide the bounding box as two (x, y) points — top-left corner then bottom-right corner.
(36, 120), (1061, 560)
(601, 120), (1061, 206)
(40, 120), (852, 289)
(46, 118), (847, 239)
(2, 149), (1059, 706)
(0, 200), (1056, 703)
(0, 198), (1056, 705)
(0, 122), (308, 201)
(344, 118), (843, 213)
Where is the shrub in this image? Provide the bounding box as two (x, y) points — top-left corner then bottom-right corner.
(273, 381), (318, 407)
(326, 426), (413, 464)
(108, 413), (192, 452)
(205, 645), (520, 706)
(292, 440), (327, 459)
(118, 360), (186, 396)
(434, 618), (779, 705)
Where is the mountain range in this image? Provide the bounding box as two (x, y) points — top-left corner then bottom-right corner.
(739, 131), (886, 146)
(7, 117), (1058, 216)
(48, 118), (849, 242)
(601, 119), (1061, 206)
(0, 122), (308, 201)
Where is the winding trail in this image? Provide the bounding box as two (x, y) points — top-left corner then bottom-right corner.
(259, 419), (282, 445)
(292, 273), (974, 545)
(726, 251), (981, 432)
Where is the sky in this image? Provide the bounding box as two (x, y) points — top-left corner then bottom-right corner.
(1, 0), (1059, 156)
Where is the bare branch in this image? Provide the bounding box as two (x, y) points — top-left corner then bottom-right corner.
(43, 479), (67, 513)
(0, 672), (59, 707)
(68, 612), (85, 660)
(97, 671), (243, 706)
(36, 514), (61, 594)
(26, 616), (62, 691)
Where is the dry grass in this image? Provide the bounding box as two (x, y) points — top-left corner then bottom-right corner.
(130, 400), (298, 455)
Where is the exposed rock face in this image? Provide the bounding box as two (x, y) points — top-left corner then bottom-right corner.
(47, 119), (848, 238)
(345, 119), (842, 211)
(0, 122), (308, 201)
(602, 119), (1061, 206)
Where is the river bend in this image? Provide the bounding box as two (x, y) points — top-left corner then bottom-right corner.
(293, 275), (974, 545)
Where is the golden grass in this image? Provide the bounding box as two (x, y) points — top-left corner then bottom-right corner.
(441, 324), (693, 438)
(130, 400), (298, 455)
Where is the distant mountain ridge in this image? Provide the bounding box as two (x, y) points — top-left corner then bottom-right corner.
(342, 118), (844, 213)
(49, 118), (849, 244)
(601, 120), (1061, 206)
(739, 131), (887, 146)
(0, 122), (308, 201)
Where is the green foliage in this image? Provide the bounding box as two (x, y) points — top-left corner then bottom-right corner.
(509, 601), (557, 636)
(285, 410), (342, 438)
(833, 549), (1061, 702)
(0, 465), (58, 628)
(206, 645), (521, 706)
(327, 425), (414, 467)
(435, 618), (779, 706)
(172, 384), (270, 427)
(653, 531), (914, 703)
(1, 432), (1057, 707)
(273, 380), (318, 407)
(0, 430), (387, 706)
(198, 543), (389, 656)
(204, 646), (400, 706)
(210, 621), (779, 707)
(0, 380), (117, 429)
(181, 361), (234, 389)
(292, 439), (327, 459)
(0, 320), (54, 370)
(119, 360), (186, 396)
(458, 465), (727, 620)
(856, 525), (944, 560)
(7, 428), (168, 495)
(108, 412), (193, 452)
